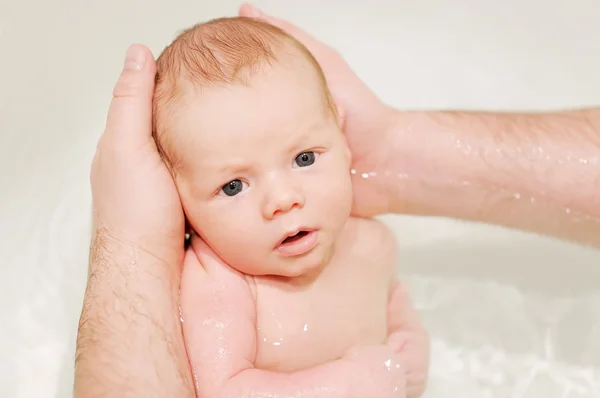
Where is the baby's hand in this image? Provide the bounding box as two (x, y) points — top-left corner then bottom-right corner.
(386, 330), (429, 398)
(386, 281), (430, 398)
(342, 345), (406, 397)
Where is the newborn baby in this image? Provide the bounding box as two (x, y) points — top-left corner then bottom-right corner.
(153, 16), (429, 398)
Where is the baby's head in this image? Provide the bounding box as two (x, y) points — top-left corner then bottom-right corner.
(153, 17), (352, 277)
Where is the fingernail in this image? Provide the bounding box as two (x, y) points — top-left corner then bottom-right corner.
(247, 4), (263, 18)
(124, 44), (145, 71)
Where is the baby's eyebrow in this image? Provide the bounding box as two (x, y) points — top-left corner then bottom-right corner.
(285, 120), (329, 145)
(215, 161), (254, 176)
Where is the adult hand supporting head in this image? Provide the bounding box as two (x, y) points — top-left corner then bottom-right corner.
(91, 44), (184, 255)
(245, 4), (600, 247)
(239, 3), (401, 218)
(75, 44), (193, 397)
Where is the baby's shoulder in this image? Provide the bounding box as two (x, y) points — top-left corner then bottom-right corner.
(337, 216), (398, 272)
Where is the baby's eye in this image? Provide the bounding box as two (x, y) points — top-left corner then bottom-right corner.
(220, 179), (247, 197)
(294, 151), (318, 168)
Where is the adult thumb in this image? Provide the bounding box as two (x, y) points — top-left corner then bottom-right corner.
(101, 44), (156, 152)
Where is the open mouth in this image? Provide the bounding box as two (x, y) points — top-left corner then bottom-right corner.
(281, 230), (309, 245)
(276, 229), (318, 256)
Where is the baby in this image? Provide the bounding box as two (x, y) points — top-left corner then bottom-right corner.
(153, 16), (429, 398)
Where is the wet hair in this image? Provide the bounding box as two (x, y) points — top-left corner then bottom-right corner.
(152, 16), (335, 173)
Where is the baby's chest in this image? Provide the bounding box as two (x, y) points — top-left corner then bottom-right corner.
(253, 270), (390, 372)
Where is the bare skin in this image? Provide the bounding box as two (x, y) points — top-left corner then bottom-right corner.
(73, 45), (195, 398)
(167, 36), (428, 397)
(75, 3), (600, 398)
(239, 5), (600, 248)
(180, 219), (428, 398)
(378, 109), (600, 247)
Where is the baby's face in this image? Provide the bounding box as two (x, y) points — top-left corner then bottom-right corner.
(170, 56), (352, 277)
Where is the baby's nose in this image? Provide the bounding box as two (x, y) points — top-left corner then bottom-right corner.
(262, 184), (304, 219)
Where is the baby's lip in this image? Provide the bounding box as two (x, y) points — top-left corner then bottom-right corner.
(276, 227), (316, 247)
(275, 229), (319, 257)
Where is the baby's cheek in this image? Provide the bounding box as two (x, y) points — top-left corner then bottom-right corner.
(209, 220), (267, 270)
(328, 172), (353, 211)
(314, 175), (352, 223)
(211, 222), (252, 253)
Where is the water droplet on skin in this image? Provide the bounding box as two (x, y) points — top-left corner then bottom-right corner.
(454, 139), (472, 154)
(514, 192), (521, 199)
(361, 173), (369, 179)
(303, 324), (309, 332)
(350, 169), (356, 175)
(566, 208), (571, 214)
(191, 365), (200, 392)
(218, 347), (227, 358)
(129, 246), (139, 266)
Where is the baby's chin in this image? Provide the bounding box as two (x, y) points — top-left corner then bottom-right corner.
(236, 246), (334, 279)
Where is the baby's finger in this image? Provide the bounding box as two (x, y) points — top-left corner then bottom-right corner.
(101, 44), (156, 152)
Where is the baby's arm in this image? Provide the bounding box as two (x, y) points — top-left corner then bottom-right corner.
(363, 218), (429, 397)
(386, 280), (430, 398)
(181, 237), (406, 398)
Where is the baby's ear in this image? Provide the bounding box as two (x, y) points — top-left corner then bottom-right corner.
(345, 143), (352, 168)
(334, 103), (352, 165)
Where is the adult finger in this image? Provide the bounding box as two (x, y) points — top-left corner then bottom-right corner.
(102, 44), (157, 152)
(238, 3), (327, 55)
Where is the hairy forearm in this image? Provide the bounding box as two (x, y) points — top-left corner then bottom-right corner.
(381, 108), (600, 247)
(74, 228), (194, 398)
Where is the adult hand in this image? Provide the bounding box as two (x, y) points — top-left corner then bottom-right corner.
(75, 44), (193, 397)
(239, 4), (600, 248)
(91, 45), (185, 255)
(239, 4), (400, 217)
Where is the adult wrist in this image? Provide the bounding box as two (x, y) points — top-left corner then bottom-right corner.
(373, 108), (434, 215)
(77, 225), (192, 398)
(89, 220), (184, 272)
(377, 109), (484, 217)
